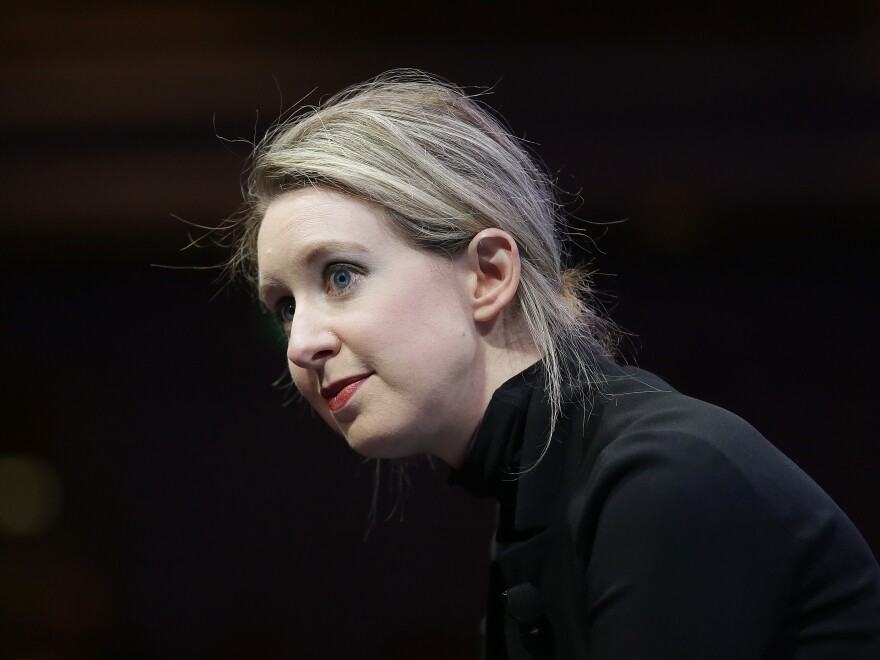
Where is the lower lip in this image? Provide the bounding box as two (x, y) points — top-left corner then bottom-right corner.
(327, 376), (369, 413)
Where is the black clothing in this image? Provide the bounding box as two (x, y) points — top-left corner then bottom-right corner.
(451, 359), (880, 659)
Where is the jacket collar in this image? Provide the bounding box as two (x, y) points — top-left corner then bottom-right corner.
(449, 359), (579, 534)
(449, 355), (662, 534)
(449, 359), (545, 502)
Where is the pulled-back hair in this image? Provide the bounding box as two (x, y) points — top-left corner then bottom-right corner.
(231, 69), (617, 468)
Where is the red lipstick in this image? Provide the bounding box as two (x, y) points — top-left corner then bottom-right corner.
(321, 374), (371, 413)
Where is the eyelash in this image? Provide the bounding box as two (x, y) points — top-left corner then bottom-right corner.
(324, 263), (361, 296)
(272, 263), (363, 328)
(274, 297), (296, 326)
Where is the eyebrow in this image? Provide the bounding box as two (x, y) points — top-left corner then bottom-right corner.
(258, 240), (369, 303)
(301, 240), (370, 263)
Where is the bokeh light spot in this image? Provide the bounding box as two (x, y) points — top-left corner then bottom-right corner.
(0, 455), (64, 536)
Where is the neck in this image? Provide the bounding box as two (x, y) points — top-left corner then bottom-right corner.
(482, 315), (543, 396)
(439, 327), (541, 468)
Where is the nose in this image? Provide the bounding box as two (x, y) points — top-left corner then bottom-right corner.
(286, 305), (340, 370)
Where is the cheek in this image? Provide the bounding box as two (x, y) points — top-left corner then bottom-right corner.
(290, 366), (322, 411)
(387, 286), (472, 353)
(290, 365), (342, 433)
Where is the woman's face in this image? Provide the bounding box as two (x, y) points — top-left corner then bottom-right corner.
(256, 187), (487, 464)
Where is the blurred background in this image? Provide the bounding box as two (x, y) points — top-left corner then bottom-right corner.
(1, 1), (878, 658)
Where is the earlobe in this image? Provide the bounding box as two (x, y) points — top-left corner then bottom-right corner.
(466, 229), (522, 323)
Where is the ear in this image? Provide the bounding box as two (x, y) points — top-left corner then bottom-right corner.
(463, 228), (522, 323)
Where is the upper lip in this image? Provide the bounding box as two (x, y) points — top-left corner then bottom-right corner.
(320, 374), (371, 400)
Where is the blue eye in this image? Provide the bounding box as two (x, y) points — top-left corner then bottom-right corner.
(329, 266), (355, 291)
(276, 297), (295, 324)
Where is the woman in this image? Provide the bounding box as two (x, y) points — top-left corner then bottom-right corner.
(231, 70), (880, 658)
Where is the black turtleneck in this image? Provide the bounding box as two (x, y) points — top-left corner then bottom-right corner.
(450, 359), (544, 501)
(448, 358), (880, 659)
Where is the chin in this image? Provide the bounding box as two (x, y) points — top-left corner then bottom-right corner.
(343, 427), (422, 460)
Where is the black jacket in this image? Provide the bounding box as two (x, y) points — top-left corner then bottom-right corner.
(451, 358), (880, 659)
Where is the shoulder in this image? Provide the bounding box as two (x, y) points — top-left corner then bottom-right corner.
(579, 366), (850, 551)
(574, 383), (783, 560)
(564, 364), (880, 652)
(573, 363), (847, 553)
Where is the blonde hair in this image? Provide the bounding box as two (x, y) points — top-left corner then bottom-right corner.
(231, 69), (616, 468)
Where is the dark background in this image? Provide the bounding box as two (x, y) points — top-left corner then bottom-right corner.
(1, 2), (878, 658)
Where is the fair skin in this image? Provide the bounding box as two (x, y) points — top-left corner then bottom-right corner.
(256, 187), (541, 468)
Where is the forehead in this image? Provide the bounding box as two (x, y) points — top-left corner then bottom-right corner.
(256, 188), (408, 291)
(258, 188), (398, 267)
(258, 187), (391, 249)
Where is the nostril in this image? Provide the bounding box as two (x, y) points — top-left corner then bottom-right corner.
(312, 348), (335, 361)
